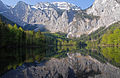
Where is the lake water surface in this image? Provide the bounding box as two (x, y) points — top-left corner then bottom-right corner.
(0, 46), (120, 76)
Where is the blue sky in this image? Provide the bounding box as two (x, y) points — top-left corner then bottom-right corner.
(1, 0), (95, 9)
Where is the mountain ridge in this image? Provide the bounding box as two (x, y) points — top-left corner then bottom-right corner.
(0, 0), (120, 37)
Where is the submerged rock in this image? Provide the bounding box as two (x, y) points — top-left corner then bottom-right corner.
(1, 53), (120, 78)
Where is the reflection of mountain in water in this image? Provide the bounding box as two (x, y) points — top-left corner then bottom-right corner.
(1, 46), (120, 78)
(0, 48), (46, 76)
(2, 53), (120, 78)
(0, 46), (76, 76)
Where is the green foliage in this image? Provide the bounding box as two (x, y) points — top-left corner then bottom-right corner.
(78, 22), (120, 47)
(43, 32), (76, 46)
(101, 22), (120, 46)
(0, 19), (45, 47)
(101, 47), (120, 66)
(0, 18), (76, 48)
(76, 27), (106, 48)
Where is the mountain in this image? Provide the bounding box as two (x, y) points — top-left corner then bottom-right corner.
(0, 1), (98, 37)
(0, 0), (8, 12)
(0, 13), (21, 27)
(31, 2), (81, 10)
(87, 0), (120, 28)
(0, 0), (120, 37)
(0, 0), (26, 26)
(52, 2), (80, 10)
(0, 14), (15, 25)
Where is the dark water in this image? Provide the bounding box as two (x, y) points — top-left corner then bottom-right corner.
(0, 46), (120, 76)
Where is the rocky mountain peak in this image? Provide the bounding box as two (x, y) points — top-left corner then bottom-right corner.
(87, 0), (119, 15)
(32, 2), (55, 10)
(15, 1), (29, 9)
(0, 0), (2, 3)
(0, 0), (98, 37)
(115, 0), (120, 3)
(31, 2), (81, 11)
(17, 1), (27, 5)
(1, 0), (120, 37)
(87, 0), (120, 28)
(0, 0), (8, 12)
(52, 2), (81, 10)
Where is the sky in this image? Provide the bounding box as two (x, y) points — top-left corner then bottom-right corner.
(1, 0), (95, 9)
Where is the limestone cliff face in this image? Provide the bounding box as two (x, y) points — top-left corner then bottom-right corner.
(8, 1), (77, 33)
(67, 11), (99, 37)
(0, 0), (99, 37)
(0, 0), (8, 12)
(87, 0), (120, 27)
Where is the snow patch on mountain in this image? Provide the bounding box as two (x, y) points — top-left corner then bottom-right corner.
(52, 2), (81, 10)
(31, 2), (81, 10)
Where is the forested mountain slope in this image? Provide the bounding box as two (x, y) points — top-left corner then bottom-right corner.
(78, 22), (120, 46)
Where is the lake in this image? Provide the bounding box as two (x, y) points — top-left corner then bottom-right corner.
(0, 46), (120, 77)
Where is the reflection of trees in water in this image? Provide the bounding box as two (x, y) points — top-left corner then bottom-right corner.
(83, 47), (120, 67)
(46, 46), (120, 68)
(0, 46), (77, 76)
(0, 47), (46, 76)
(76, 47), (107, 64)
(101, 47), (120, 67)
(79, 46), (120, 68)
(1, 46), (120, 76)
(45, 46), (77, 58)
